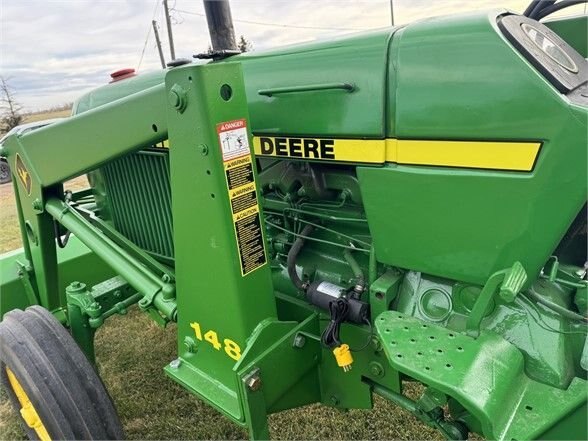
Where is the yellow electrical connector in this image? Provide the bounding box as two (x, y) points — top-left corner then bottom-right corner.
(333, 344), (353, 372)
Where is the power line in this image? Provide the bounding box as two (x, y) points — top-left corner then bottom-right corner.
(137, 0), (161, 71)
(172, 7), (368, 32)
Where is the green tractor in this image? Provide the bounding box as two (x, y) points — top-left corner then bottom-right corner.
(0, 1), (586, 439)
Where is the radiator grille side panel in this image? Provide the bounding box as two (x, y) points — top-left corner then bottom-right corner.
(101, 149), (174, 259)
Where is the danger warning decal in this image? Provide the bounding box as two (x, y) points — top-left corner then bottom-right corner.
(217, 119), (267, 277)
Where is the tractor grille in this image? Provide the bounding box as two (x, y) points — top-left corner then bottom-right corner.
(101, 149), (174, 260)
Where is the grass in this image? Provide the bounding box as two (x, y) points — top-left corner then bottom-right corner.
(23, 109), (71, 123)
(0, 111), (438, 440)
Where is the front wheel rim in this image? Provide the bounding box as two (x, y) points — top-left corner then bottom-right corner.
(5, 367), (51, 441)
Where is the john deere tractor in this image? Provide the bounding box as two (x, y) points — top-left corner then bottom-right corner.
(0, 1), (586, 439)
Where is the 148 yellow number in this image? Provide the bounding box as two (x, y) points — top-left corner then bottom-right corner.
(190, 322), (242, 361)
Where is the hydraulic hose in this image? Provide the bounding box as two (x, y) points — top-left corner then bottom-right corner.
(287, 224), (314, 291)
(535, 0), (587, 20)
(343, 248), (365, 296)
(523, 0), (543, 16)
(526, 288), (588, 323)
(526, 0), (556, 18)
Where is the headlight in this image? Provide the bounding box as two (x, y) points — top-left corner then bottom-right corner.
(498, 15), (587, 94)
(521, 23), (579, 73)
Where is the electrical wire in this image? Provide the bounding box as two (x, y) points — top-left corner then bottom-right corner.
(525, 288), (588, 322)
(321, 304), (373, 351)
(321, 298), (350, 348)
(351, 318), (374, 352)
(137, 0), (162, 71)
(172, 7), (368, 32)
(516, 295), (587, 335)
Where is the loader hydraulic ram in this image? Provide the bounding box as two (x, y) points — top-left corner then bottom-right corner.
(0, 3), (587, 440)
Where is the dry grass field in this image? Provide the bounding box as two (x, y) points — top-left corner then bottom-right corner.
(23, 108), (71, 122)
(0, 112), (440, 440)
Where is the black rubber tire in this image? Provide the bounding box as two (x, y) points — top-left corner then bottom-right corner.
(0, 306), (124, 440)
(0, 159), (11, 184)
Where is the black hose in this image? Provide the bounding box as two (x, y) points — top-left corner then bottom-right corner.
(287, 224), (314, 291)
(524, 0), (543, 16)
(53, 219), (71, 249)
(527, 0), (556, 18)
(535, 0), (587, 20)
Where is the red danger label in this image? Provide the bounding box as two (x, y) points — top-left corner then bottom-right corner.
(217, 118), (249, 162)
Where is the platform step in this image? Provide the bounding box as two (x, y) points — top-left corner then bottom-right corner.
(375, 311), (587, 440)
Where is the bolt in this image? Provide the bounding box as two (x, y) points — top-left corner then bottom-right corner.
(293, 334), (306, 348)
(169, 358), (181, 369)
(168, 84), (187, 113)
(32, 199), (42, 211)
(330, 395), (340, 406)
(169, 90), (180, 107)
(369, 361), (384, 378)
(199, 144), (208, 156)
(372, 337), (382, 352)
(67, 281), (86, 293)
(246, 375), (262, 392)
(184, 336), (197, 353)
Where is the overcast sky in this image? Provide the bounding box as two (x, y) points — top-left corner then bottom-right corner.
(0, 0), (583, 111)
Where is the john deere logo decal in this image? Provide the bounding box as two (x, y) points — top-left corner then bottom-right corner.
(15, 154), (31, 196)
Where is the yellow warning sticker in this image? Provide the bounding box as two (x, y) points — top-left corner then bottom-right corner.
(218, 120), (267, 277)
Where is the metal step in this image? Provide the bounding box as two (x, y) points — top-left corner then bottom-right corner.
(374, 311), (587, 440)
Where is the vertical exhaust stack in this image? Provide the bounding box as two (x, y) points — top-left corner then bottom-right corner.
(203, 0), (238, 51)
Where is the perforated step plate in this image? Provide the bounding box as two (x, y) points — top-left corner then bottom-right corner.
(374, 311), (587, 440)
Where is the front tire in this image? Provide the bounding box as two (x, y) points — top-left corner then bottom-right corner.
(0, 306), (124, 440)
(0, 159), (11, 184)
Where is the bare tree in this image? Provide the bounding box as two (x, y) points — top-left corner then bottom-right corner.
(0, 76), (23, 135)
(238, 35), (252, 53)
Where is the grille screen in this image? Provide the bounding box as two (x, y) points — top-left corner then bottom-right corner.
(101, 149), (174, 259)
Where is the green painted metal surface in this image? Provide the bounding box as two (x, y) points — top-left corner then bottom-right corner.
(375, 310), (587, 440)
(0, 236), (114, 319)
(361, 10), (587, 286)
(234, 30), (393, 137)
(2, 83), (168, 187)
(0, 7), (586, 441)
(164, 62), (277, 431)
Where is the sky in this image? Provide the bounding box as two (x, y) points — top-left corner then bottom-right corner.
(0, 0), (584, 111)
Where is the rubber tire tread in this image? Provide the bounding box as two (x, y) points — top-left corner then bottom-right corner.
(0, 160), (11, 184)
(0, 306), (124, 440)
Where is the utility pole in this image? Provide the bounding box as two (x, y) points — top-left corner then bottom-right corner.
(163, 0), (176, 60)
(152, 20), (167, 68)
(203, 0), (237, 51)
(390, 0), (395, 26)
